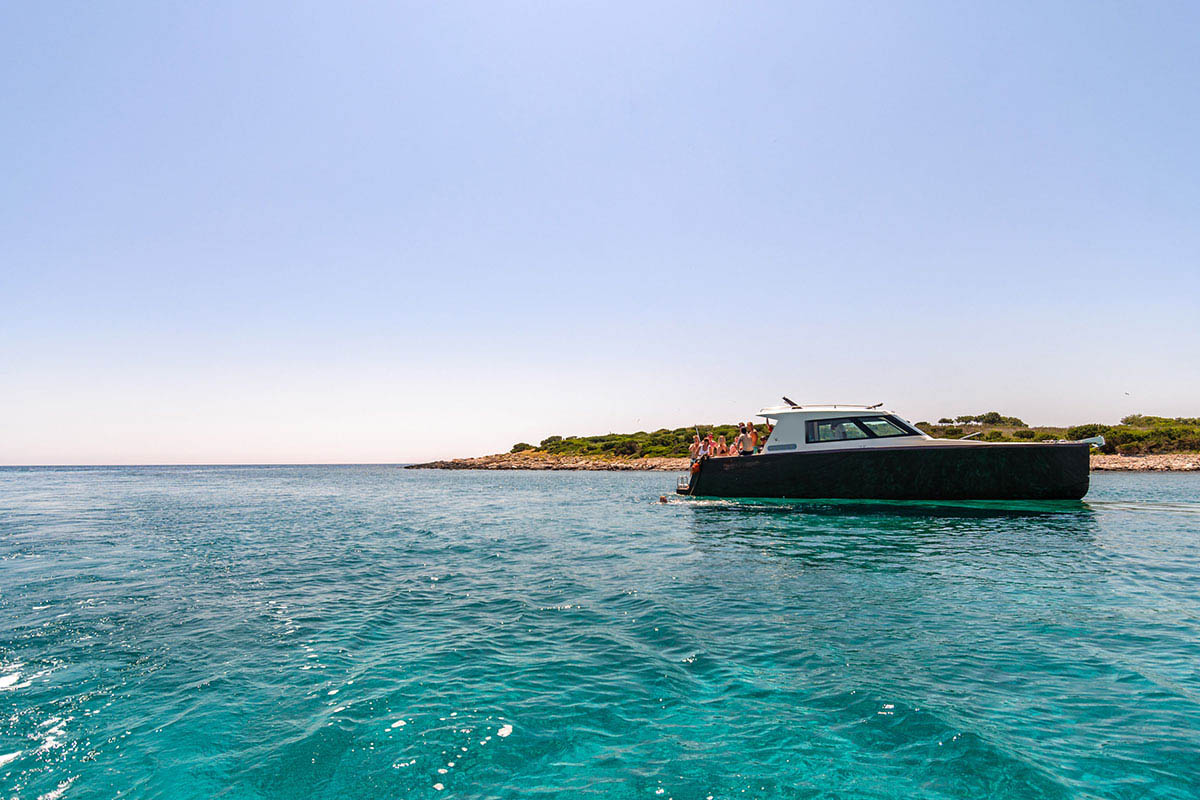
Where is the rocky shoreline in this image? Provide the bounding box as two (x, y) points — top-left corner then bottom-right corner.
(1091, 454), (1200, 471)
(408, 452), (1199, 472)
(406, 452), (690, 471)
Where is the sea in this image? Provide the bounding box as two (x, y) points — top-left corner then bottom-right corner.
(1, 467), (1199, 800)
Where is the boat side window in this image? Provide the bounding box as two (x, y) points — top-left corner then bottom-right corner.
(808, 419), (870, 443)
(859, 416), (912, 438)
(805, 416), (919, 443)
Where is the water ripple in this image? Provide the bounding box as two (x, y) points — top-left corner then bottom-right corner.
(1, 467), (1198, 799)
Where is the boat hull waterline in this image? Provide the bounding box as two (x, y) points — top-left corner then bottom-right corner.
(678, 442), (1091, 501)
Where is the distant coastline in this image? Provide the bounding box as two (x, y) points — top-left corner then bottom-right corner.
(406, 452), (689, 471)
(406, 451), (1200, 472)
(408, 413), (1200, 472)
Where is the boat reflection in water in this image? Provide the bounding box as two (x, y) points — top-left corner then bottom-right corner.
(676, 496), (1094, 520)
(678, 400), (1102, 501)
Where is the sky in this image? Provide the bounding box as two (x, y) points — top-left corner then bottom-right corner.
(2, 1), (1199, 464)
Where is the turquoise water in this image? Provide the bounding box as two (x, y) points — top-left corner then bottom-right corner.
(1, 468), (1199, 799)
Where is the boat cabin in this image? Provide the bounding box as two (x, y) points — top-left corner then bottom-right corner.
(758, 404), (930, 454)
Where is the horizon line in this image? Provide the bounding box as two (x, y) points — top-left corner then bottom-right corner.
(0, 462), (422, 468)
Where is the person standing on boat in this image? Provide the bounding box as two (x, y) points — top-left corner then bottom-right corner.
(689, 434), (701, 463)
(736, 425), (755, 456)
(747, 422), (760, 454)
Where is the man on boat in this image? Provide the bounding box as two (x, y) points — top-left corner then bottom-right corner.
(736, 425), (755, 456)
(689, 434), (701, 463)
(747, 422), (760, 453)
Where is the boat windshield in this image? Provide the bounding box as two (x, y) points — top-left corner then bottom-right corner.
(806, 415), (918, 443)
(858, 417), (911, 438)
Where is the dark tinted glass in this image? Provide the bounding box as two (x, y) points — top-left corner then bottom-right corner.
(859, 417), (910, 437)
(811, 420), (870, 442)
(806, 416), (918, 443)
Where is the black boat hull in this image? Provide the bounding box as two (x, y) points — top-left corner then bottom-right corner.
(679, 443), (1090, 500)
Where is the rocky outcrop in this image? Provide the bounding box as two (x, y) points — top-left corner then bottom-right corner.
(406, 452), (690, 471)
(1090, 454), (1200, 471)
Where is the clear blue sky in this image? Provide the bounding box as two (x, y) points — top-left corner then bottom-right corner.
(3, 2), (1198, 464)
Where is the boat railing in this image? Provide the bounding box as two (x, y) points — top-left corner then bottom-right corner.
(677, 475), (690, 491)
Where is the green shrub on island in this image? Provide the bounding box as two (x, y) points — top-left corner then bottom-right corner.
(1067, 417), (1200, 455)
(917, 413), (1060, 443)
(954, 412), (1027, 426)
(511, 412), (1200, 459)
(927, 426), (964, 438)
(1065, 424), (1106, 441)
(1120, 414), (1200, 427)
(513, 424), (765, 459)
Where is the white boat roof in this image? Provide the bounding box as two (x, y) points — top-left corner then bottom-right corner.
(757, 404), (896, 419)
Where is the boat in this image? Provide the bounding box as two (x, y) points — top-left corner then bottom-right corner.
(676, 401), (1102, 500)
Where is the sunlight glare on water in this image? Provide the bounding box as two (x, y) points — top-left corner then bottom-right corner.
(1, 467), (1199, 799)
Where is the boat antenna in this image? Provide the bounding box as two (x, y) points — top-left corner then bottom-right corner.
(782, 396), (800, 408)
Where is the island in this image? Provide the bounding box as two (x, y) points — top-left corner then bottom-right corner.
(407, 413), (1200, 472)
